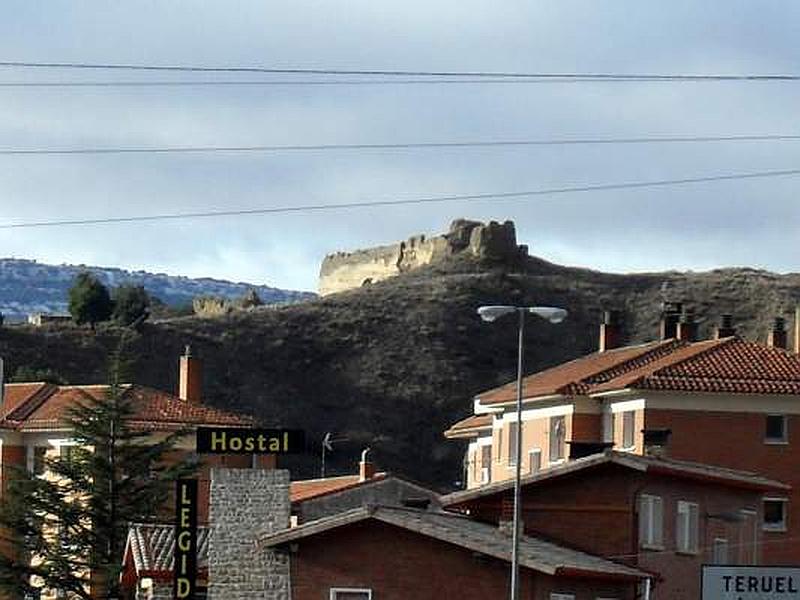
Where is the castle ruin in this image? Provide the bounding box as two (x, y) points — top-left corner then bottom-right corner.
(318, 219), (527, 295)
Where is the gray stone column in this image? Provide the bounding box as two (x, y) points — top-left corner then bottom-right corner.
(207, 468), (291, 600)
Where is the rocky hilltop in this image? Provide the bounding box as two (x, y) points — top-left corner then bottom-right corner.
(0, 258), (314, 320)
(1, 223), (799, 487)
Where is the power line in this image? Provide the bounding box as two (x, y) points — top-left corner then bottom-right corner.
(2, 167), (798, 230)
(2, 60), (800, 81)
(3, 135), (800, 156)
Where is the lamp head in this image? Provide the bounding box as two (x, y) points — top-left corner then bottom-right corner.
(477, 305), (516, 322)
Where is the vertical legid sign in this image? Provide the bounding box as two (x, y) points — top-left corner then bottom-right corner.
(174, 479), (197, 600)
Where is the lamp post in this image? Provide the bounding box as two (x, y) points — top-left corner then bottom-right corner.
(477, 305), (568, 600)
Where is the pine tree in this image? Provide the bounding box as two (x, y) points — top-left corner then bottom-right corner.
(68, 272), (113, 329)
(0, 344), (196, 599)
(111, 284), (150, 327)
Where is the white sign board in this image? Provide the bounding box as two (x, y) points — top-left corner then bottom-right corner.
(703, 566), (800, 599)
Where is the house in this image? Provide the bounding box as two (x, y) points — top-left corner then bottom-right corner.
(441, 449), (787, 600)
(290, 450), (441, 524)
(0, 347), (272, 524)
(444, 305), (800, 563)
(122, 455), (441, 598)
(146, 468), (651, 600)
(261, 503), (650, 600)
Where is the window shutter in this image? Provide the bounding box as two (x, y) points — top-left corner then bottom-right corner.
(653, 497), (664, 545)
(689, 503), (699, 552)
(639, 496), (651, 545)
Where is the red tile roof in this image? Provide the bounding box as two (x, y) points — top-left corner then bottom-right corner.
(290, 473), (387, 503)
(443, 414), (492, 439)
(0, 383), (253, 432)
(476, 337), (800, 405)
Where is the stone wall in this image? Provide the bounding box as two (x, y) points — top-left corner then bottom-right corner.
(207, 468), (291, 600)
(318, 219), (526, 296)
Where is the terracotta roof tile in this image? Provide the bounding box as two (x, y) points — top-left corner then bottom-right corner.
(290, 473), (387, 503)
(443, 414), (492, 439)
(476, 336), (800, 403)
(0, 383), (253, 432)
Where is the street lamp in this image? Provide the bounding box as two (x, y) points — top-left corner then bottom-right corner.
(477, 305), (568, 600)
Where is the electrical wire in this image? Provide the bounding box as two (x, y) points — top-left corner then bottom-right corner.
(1, 167), (798, 230)
(2, 134), (800, 156)
(2, 60), (800, 81)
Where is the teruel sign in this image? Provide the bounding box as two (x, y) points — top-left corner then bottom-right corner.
(703, 566), (800, 599)
(196, 427), (305, 454)
(174, 479), (198, 600)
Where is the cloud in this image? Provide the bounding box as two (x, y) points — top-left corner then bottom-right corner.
(0, 1), (798, 291)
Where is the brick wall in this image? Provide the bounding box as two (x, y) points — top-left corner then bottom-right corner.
(289, 519), (635, 600)
(646, 407), (799, 563)
(207, 468), (290, 600)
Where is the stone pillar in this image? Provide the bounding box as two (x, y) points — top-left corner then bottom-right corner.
(207, 468), (291, 600)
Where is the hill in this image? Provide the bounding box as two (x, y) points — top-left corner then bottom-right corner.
(0, 253), (798, 488)
(0, 258), (314, 320)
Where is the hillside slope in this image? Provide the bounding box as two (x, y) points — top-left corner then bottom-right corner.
(0, 254), (798, 488)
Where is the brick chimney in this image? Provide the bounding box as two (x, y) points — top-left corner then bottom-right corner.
(359, 447), (376, 481)
(767, 317), (788, 350)
(659, 302), (682, 340)
(676, 309), (698, 342)
(599, 310), (621, 352)
(178, 345), (202, 402)
(714, 314), (736, 339)
(795, 307), (800, 354)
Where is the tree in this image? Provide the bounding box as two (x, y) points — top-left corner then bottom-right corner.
(111, 284), (150, 327)
(10, 366), (67, 385)
(0, 346), (196, 599)
(68, 273), (113, 329)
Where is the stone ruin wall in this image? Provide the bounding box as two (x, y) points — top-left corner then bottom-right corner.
(318, 219), (526, 296)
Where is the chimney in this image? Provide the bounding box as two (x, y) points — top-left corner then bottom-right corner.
(676, 308), (698, 342)
(178, 345), (202, 402)
(359, 447), (376, 481)
(643, 429), (671, 457)
(599, 310), (621, 352)
(659, 301), (682, 340)
(714, 314), (736, 339)
(795, 307), (800, 354)
(767, 317), (788, 350)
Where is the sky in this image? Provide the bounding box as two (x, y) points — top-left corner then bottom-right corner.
(1, 2), (799, 292)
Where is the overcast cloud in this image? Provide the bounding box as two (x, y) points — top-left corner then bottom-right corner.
(1, 2), (799, 292)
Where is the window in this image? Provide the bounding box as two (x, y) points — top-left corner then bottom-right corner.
(712, 538), (729, 564)
(739, 509), (758, 565)
(481, 445), (492, 484)
(676, 501), (700, 554)
(765, 415), (788, 443)
(330, 589), (372, 600)
(550, 594), (575, 600)
(529, 449), (542, 474)
(508, 421), (519, 466)
(639, 494), (663, 548)
(59, 444), (75, 463)
(764, 498), (788, 531)
(549, 416), (566, 462)
(622, 411), (635, 449)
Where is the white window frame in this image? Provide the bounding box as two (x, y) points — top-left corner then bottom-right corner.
(676, 500), (700, 554)
(739, 508), (759, 565)
(639, 494), (664, 549)
(712, 537), (729, 564)
(508, 421), (519, 467)
(621, 411), (636, 450)
(763, 497), (788, 532)
(528, 448), (542, 474)
(330, 588), (372, 600)
(549, 415), (566, 464)
(765, 414), (788, 444)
